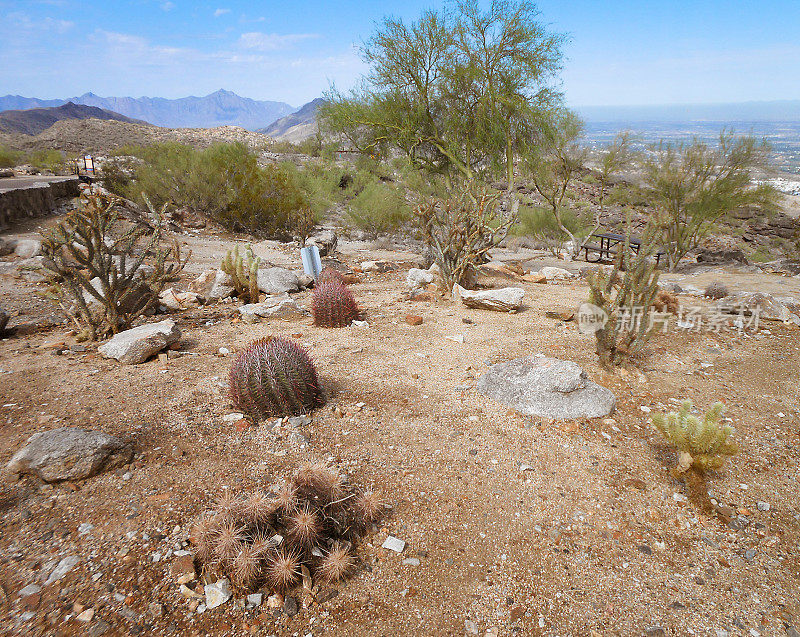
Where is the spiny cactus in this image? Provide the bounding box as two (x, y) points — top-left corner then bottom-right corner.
(221, 244), (260, 303)
(229, 337), (325, 421)
(189, 462), (386, 593)
(315, 267), (346, 287)
(312, 280), (360, 327)
(652, 400), (738, 473)
(704, 281), (729, 300)
(585, 229), (661, 368)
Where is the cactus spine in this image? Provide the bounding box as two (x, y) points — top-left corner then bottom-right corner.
(312, 280), (360, 328)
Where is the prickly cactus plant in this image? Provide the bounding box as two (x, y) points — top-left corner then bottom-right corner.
(651, 400), (738, 473)
(312, 280), (359, 328)
(315, 267), (346, 287)
(229, 336), (325, 421)
(221, 244), (260, 303)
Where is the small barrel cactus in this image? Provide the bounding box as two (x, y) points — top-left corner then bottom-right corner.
(229, 337), (325, 421)
(704, 281), (729, 300)
(312, 280), (360, 327)
(315, 267), (346, 287)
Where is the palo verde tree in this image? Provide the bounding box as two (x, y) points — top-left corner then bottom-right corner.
(642, 132), (779, 271)
(320, 0), (565, 189)
(596, 131), (635, 214)
(520, 109), (588, 257)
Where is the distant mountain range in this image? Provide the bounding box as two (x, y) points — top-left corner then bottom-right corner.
(575, 100), (800, 123)
(0, 90), (294, 130)
(259, 98), (325, 142)
(0, 102), (146, 136)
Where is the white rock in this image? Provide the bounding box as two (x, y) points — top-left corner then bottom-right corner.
(532, 266), (576, 281)
(19, 584), (41, 597)
(256, 267), (300, 295)
(189, 269), (235, 302)
(158, 287), (201, 310)
(382, 536), (406, 553)
(361, 260), (394, 273)
(204, 578), (232, 609)
(406, 268), (435, 290)
(98, 319), (181, 364)
(446, 334), (465, 344)
(246, 593), (263, 608)
(453, 284), (524, 311)
(77, 609), (95, 622)
(238, 295), (305, 319)
(13, 239), (42, 259)
(45, 555), (80, 585)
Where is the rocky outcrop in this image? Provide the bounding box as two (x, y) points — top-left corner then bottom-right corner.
(453, 284), (524, 311)
(97, 319), (181, 364)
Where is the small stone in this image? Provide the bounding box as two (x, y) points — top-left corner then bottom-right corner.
(638, 544), (652, 555)
(756, 501), (770, 511)
(446, 334), (465, 344)
(77, 608), (95, 622)
(204, 579), (232, 609)
(180, 584), (202, 599)
(402, 557), (421, 566)
(465, 619), (480, 635)
(45, 555), (79, 585)
(222, 413), (244, 422)
(382, 536), (406, 553)
(744, 549), (756, 561)
(247, 593), (262, 608)
(78, 522), (94, 536)
(283, 595), (298, 617)
(218, 347), (230, 356)
(147, 601), (164, 618)
(405, 315), (423, 326)
(644, 627), (667, 637)
(288, 431), (310, 448)
(266, 594), (283, 609)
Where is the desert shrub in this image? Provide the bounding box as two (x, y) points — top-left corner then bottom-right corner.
(112, 142), (311, 239)
(414, 189), (515, 291)
(346, 181), (411, 234)
(28, 149), (67, 173)
(229, 337), (325, 420)
(652, 289), (679, 314)
(312, 280), (360, 327)
(40, 191), (189, 340)
(585, 232), (661, 368)
(190, 462), (384, 592)
(513, 204), (585, 255)
(0, 144), (21, 168)
(704, 281), (729, 300)
(221, 244), (260, 303)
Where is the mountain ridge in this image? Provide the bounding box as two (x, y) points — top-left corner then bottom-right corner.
(0, 102), (147, 136)
(0, 90), (294, 130)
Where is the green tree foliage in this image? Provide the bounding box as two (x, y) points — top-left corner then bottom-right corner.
(320, 0), (564, 186)
(0, 144), (22, 168)
(109, 142), (312, 239)
(596, 131), (635, 214)
(643, 133), (779, 271)
(521, 110), (588, 256)
(28, 149), (67, 173)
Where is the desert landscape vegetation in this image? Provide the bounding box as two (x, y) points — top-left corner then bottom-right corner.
(1, 1), (800, 636)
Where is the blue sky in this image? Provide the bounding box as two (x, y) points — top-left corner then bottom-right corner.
(1, 0), (799, 108)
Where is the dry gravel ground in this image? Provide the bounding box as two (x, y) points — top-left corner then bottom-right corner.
(0, 220), (799, 637)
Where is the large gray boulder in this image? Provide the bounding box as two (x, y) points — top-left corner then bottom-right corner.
(13, 239), (42, 259)
(453, 284), (524, 312)
(238, 294), (306, 319)
(257, 267), (300, 295)
(721, 292), (800, 325)
(477, 355), (616, 419)
(7, 427), (133, 482)
(98, 319), (181, 364)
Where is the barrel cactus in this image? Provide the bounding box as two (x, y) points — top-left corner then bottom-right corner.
(312, 280), (360, 327)
(315, 267), (346, 287)
(229, 337), (325, 421)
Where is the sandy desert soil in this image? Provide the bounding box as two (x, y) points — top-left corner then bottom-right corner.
(1, 218), (799, 637)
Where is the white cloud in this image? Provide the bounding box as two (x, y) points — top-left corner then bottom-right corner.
(214, 8), (230, 17)
(161, 1), (174, 11)
(238, 31), (318, 52)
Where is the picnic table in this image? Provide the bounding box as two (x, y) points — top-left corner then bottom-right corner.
(581, 232), (665, 266)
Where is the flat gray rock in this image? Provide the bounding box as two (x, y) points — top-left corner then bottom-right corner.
(257, 267), (300, 295)
(98, 319), (180, 364)
(239, 295), (305, 318)
(477, 355), (616, 419)
(453, 284), (524, 311)
(7, 427), (133, 482)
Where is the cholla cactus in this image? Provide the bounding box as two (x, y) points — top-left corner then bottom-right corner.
(651, 400), (738, 473)
(229, 337), (325, 420)
(221, 244), (260, 303)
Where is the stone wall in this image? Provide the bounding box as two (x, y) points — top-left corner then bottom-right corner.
(0, 177), (80, 231)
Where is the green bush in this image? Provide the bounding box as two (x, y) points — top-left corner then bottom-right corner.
(109, 142), (311, 238)
(0, 144), (21, 168)
(28, 149), (67, 173)
(346, 180), (411, 234)
(513, 204), (584, 237)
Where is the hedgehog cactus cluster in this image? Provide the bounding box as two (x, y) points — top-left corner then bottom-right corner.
(651, 400), (739, 473)
(311, 272), (360, 327)
(229, 337), (325, 421)
(190, 463), (385, 592)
